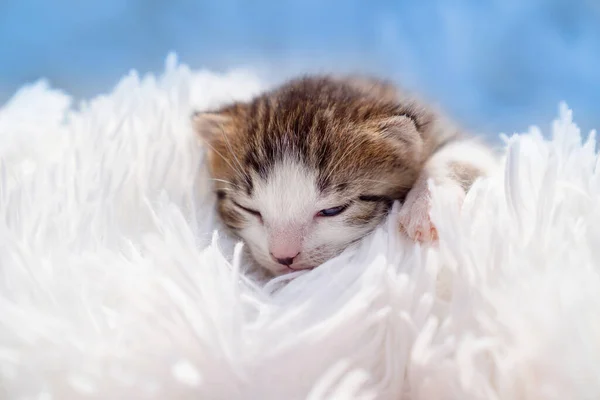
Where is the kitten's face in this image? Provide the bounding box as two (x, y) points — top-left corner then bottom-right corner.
(194, 76), (431, 275)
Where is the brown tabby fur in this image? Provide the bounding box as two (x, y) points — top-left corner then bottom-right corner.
(194, 75), (462, 232)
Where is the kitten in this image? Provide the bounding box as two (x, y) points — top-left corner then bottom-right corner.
(193, 75), (496, 275)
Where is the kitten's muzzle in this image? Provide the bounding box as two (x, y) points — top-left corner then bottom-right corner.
(268, 230), (303, 267)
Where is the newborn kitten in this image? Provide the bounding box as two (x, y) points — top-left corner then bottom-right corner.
(193, 75), (496, 275)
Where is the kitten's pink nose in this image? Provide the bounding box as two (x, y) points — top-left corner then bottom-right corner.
(269, 242), (301, 266)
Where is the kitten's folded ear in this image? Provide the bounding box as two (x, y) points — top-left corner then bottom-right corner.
(379, 115), (425, 162)
(191, 111), (231, 143)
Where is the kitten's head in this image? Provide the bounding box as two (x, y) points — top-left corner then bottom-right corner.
(193, 75), (434, 275)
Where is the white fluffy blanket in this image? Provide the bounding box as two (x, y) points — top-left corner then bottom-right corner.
(1, 55), (599, 400)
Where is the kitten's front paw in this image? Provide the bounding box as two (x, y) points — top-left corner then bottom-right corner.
(398, 180), (465, 243)
(398, 185), (438, 242)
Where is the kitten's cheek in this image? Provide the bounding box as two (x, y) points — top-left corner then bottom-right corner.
(239, 227), (275, 268)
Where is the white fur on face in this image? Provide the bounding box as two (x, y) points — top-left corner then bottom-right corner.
(235, 159), (376, 275)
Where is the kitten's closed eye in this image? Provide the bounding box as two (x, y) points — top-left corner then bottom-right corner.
(316, 205), (348, 217)
(232, 200), (262, 219)
(316, 194), (392, 218)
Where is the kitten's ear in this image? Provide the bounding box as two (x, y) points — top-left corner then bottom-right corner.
(192, 111), (231, 143)
(379, 115), (424, 161)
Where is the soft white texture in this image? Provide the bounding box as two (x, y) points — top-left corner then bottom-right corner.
(1, 54), (599, 400)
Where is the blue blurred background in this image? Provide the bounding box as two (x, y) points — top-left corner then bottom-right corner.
(1, 0), (599, 138)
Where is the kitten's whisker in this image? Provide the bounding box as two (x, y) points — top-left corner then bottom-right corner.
(209, 178), (241, 190)
(199, 138), (247, 181)
(210, 178), (234, 185)
(217, 124), (251, 183)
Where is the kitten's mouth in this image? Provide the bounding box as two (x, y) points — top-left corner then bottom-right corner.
(281, 265), (314, 274)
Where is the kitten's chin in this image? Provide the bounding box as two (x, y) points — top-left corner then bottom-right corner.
(261, 262), (315, 276)
(264, 264), (297, 276)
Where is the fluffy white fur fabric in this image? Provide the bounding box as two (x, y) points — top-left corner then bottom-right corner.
(1, 54), (599, 400)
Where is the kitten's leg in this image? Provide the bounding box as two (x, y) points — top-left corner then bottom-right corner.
(398, 139), (496, 242)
